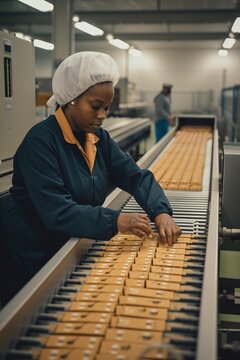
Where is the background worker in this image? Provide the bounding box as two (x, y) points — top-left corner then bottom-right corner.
(1, 52), (181, 305)
(154, 83), (175, 142)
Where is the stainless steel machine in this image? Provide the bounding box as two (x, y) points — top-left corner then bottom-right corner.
(219, 143), (240, 359)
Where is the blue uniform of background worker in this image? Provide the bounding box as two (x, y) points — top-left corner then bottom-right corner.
(154, 83), (174, 142)
(1, 52), (180, 305)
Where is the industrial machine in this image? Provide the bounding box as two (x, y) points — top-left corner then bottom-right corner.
(221, 85), (240, 143)
(0, 115), (219, 360)
(219, 143), (240, 359)
(0, 31), (35, 197)
(0, 31), (36, 161)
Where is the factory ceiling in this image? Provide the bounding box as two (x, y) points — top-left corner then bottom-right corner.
(0, 0), (240, 47)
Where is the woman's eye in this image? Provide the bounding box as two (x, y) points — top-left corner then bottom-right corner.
(92, 105), (101, 110)
(92, 104), (110, 112)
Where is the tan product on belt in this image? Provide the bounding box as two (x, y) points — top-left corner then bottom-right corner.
(68, 301), (116, 313)
(99, 340), (167, 359)
(39, 348), (95, 360)
(60, 312), (111, 324)
(48, 322), (108, 336)
(119, 295), (171, 309)
(84, 276), (125, 286)
(111, 316), (165, 331)
(80, 284), (123, 293)
(72, 292), (120, 303)
(116, 305), (168, 320)
(105, 328), (162, 344)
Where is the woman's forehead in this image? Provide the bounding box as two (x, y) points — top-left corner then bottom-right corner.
(85, 82), (114, 98)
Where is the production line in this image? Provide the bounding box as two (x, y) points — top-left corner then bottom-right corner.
(0, 115), (219, 360)
(102, 116), (151, 151)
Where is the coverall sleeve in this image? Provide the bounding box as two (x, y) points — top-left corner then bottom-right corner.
(17, 134), (119, 240)
(105, 133), (173, 221)
(155, 95), (169, 119)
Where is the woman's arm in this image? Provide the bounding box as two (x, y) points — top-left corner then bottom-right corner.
(15, 133), (119, 240)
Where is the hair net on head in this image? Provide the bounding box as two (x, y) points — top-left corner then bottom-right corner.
(47, 51), (120, 107)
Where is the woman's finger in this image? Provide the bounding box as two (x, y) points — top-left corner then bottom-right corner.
(165, 228), (174, 246)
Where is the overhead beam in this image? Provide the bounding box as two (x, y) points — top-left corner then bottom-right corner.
(19, 32), (240, 42)
(96, 32), (230, 41)
(0, 12), (51, 25)
(76, 9), (240, 25)
(0, 9), (240, 26)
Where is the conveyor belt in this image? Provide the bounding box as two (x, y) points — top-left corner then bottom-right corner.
(102, 117), (151, 152)
(0, 115), (219, 360)
(0, 159), (13, 177)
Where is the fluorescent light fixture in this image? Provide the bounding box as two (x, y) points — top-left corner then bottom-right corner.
(218, 49), (228, 57)
(15, 32), (32, 42)
(18, 0), (53, 12)
(108, 38), (129, 50)
(74, 21), (104, 36)
(33, 39), (54, 50)
(223, 37), (236, 49)
(24, 35), (32, 42)
(129, 48), (142, 57)
(231, 17), (240, 33)
(15, 32), (24, 39)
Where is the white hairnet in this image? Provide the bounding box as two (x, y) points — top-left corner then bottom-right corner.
(47, 51), (120, 107)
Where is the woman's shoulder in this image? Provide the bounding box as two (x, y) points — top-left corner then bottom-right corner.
(26, 115), (60, 140)
(95, 127), (111, 142)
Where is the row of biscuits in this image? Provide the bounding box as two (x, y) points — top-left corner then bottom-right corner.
(151, 126), (212, 191)
(11, 233), (206, 360)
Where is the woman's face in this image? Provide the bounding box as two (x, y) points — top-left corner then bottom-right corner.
(64, 82), (114, 133)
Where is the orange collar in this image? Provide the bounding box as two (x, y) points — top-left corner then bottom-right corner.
(55, 107), (99, 174)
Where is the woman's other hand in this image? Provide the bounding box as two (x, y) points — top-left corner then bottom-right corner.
(117, 213), (152, 238)
(155, 213), (181, 246)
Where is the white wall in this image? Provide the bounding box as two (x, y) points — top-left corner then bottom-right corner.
(127, 46), (240, 115)
(35, 40), (240, 115)
(35, 48), (54, 78)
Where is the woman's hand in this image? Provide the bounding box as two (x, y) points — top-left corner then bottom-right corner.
(155, 213), (181, 246)
(117, 213), (152, 238)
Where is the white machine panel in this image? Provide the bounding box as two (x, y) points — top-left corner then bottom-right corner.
(0, 31), (35, 161)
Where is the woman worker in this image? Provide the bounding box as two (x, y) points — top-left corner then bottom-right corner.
(1, 52), (181, 304)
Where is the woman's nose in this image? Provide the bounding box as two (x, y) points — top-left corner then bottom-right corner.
(97, 108), (106, 119)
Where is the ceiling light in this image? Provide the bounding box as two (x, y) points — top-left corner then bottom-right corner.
(108, 38), (129, 50)
(15, 32), (32, 42)
(74, 21), (104, 36)
(231, 17), (240, 33)
(24, 35), (32, 42)
(218, 49), (228, 57)
(106, 34), (113, 41)
(128, 48), (142, 57)
(18, 0), (54, 12)
(222, 37), (236, 49)
(33, 39), (54, 50)
(72, 15), (79, 23)
(15, 32), (24, 39)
